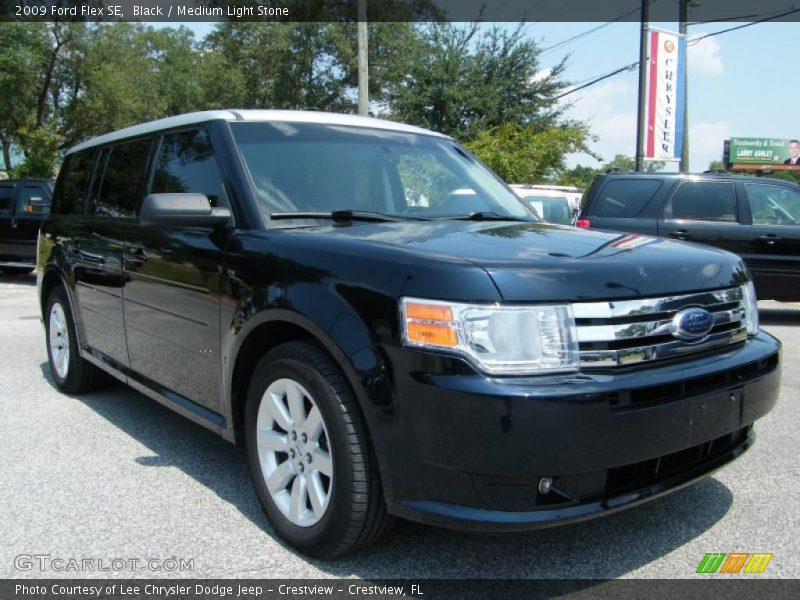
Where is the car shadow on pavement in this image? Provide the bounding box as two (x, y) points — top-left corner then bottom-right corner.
(758, 308), (800, 327)
(0, 272), (36, 286)
(40, 362), (734, 580)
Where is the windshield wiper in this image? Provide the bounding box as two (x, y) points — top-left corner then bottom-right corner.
(437, 211), (532, 222)
(270, 210), (408, 223)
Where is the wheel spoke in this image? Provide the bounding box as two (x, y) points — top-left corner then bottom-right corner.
(312, 448), (333, 478)
(264, 391), (292, 431)
(289, 474), (308, 523)
(257, 429), (289, 452)
(307, 471), (327, 516)
(304, 406), (324, 441)
(286, 383), (306, 428)
(265, 460), (294, 494)
(59, 350), (69, 375)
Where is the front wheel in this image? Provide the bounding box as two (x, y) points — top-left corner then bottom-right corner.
(244, 341), (392, 558)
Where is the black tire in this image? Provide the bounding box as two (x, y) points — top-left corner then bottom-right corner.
(1, 267), (35, 275)
(244, 340), (393, 558)
(44, 286), (107, 393)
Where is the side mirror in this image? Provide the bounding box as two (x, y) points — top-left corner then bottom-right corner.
(139, 193), (231, 227)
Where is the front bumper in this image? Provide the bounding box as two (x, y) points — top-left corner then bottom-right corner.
(371, 331), (781, 531)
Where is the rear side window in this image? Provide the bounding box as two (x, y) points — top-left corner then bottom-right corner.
(18, 186), (51, 214)
(664, 181), (737, 223)
(593, 179), (662, 218)
(151, 128), (228, 207)
(53, 150), (95, 215)
(0, 185), (12, 211)
(94, 138), (152, 218)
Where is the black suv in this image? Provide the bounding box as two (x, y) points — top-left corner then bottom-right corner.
(38, 111), (780, 558)
(0, 179), (53, 274)
(577, 172), (800, 301)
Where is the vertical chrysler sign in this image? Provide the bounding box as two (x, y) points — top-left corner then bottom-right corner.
(645, 28), (686, 161)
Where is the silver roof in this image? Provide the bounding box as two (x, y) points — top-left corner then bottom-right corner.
(67, 109), (449, 155)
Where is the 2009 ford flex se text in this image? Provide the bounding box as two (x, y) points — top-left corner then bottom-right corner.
(38, 111), (780, 558)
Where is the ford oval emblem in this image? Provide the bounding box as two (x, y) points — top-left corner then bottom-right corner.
(672, 308), (715, 340)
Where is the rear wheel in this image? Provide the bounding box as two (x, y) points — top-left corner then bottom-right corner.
(45, 287), (106, 393)
(244, 340), (392, 558)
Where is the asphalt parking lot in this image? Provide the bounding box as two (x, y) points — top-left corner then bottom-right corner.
(1, 272), (798, 580)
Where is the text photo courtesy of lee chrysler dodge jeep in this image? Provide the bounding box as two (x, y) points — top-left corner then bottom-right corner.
(38, 111), (780, 558)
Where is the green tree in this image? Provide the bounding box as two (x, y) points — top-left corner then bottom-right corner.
(708, 160), (726, 171)
(202, 22), (419, 112)
(601, 154), (665, 173)
(557, 164), (599, 189)
(465, 122), (594, 183)
(386, 23), (568, 141)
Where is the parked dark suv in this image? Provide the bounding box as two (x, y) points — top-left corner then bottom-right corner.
(0, 179), (53, 274)
(38, 111), (780, 558)
(577, 171), (800, 301)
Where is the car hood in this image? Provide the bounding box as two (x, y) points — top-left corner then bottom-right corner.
(285, 220), (749, 302)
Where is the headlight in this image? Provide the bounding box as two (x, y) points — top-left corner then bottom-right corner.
(400, 297), (579, 375)
(741, 281), (759, 336)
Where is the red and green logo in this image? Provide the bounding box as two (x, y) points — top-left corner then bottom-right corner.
(697, 552), (773, 574)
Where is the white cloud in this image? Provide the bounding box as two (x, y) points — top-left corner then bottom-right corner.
(689, 121), (730, 171)
(561, 78), (638, 166)
(688, 35), (724, 76)
(529, 68), (553, 84)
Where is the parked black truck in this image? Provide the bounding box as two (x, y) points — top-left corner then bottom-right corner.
(577, 171), (800, 301)
(38, 111), (780, 558)
(0, 179), (53, 274)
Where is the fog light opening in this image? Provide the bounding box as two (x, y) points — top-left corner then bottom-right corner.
(538, 477), (553, 495)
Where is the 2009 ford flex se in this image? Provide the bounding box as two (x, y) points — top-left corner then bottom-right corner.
(38, 110), (780, 558)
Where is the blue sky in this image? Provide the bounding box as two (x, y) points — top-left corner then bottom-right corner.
(169, 20), (797, 172)
(535, 21), (797, 171)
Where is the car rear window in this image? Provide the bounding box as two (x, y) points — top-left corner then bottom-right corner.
(593, 179), (662, 218)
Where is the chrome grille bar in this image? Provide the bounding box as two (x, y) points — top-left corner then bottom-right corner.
(574, 287), (747, 368)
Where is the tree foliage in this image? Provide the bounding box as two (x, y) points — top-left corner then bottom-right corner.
(466, 122), (594, 183)
(386, 23), (568, 142)
(0, 20), (591, 182)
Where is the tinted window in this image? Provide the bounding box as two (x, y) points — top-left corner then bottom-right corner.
(0, 186), (12, 211)
(664, 181), (737, 223)
(18, 186), (51, 214)
(594, 179), (662, 218)
(745, 184), (800, 226)
(95, 138), (151, 218)
(151, 129), (228, 207)
(53, 150), (95, 215)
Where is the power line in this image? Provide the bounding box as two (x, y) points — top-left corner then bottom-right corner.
(540, 5), (642, 56)
(688, 7), (800, 45)
(553, 6), (800, 100)
(555, 62), (639, 100)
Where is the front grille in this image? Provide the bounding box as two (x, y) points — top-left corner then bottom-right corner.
(573, 287), (748, 368)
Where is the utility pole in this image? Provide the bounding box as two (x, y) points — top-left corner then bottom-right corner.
(679, 0), (690, 172)
(357, 0), (369, 117)
(635, 0), (650, 172)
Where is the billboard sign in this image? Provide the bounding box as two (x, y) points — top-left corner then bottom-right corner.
(644, 28), (686, 161)
(729, 138), (800, 167)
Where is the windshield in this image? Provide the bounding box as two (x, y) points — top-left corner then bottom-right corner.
(230, 122), (533, 222)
